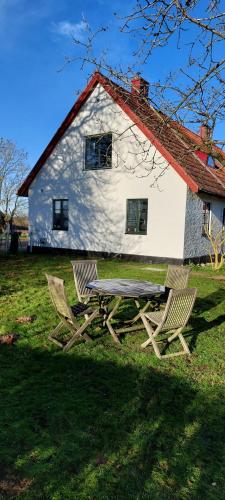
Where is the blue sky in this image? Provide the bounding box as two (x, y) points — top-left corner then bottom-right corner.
(0, 0), (224, 169)
(0, 0), (138, 167)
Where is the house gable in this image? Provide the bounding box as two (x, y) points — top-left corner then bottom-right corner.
(18, 70), (225, 198)
(28, 82), (188, 260)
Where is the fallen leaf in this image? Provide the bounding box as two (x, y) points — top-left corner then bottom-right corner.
(16, 315), (36, 324)
(0, 334), (19, 345)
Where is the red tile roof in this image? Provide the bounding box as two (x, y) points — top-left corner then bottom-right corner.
(18, 71), (225, 198)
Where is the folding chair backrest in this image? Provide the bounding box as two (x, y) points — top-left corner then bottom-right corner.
(46, 274), (73, 322)
(71, 260), (98, 301)
(165, 265), (190, 289)
(161, 288), (197, 331)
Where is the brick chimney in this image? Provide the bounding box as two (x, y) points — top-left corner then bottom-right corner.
(131, 75), (149, 98)
(196, 124), (213, 165)
(199, 124), (211, 141)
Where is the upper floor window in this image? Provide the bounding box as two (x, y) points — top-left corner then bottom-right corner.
(85, 133), (112, 170)
(202, 201), (210, 236)
(207, 155), (216, 168)
(53, 199), (68, 230)
(126, 199), (148, 235)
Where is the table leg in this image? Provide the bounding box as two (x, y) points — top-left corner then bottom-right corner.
(130, 300), (152, 323)
(105, 296), (122, 344)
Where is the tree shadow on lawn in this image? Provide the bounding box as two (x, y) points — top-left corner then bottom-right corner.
(184, 289), (225, 352)
(0, 344), (224, 499)
(193, 288), (225, 314)
(186, 314), (225, 352)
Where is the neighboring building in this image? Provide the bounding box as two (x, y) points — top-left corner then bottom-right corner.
(11, 215), (28, 233)
(18, 72), (225, 263)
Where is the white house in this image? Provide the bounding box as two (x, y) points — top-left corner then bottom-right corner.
(18, 71), (225, 263)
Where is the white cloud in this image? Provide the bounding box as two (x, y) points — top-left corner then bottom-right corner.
(52, 20), (88, 40)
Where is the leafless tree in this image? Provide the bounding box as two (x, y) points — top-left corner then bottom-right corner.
(119, 1), (225, 135)
(204, 222), (225, 269)
(68, 1), (225, 153)
(0, 138), (28, 231)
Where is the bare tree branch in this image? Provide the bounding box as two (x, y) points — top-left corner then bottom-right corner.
(0, 138), (29, 230)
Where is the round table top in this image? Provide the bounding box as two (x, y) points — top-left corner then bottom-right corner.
(86, 278), (165, 298)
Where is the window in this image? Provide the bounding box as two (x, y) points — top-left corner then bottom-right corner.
(202, 201), (210, 236)
(126, 199), (148, 235)
(207, 155), (216, 168)
(85, 133), (112, 170)
(53, 199), (68, 230)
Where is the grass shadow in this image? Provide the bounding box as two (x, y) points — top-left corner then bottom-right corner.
(0, 344), (224, 498)
(193, 288), (225, 314)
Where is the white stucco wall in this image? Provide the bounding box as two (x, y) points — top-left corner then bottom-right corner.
(184, 189), (225, 260)
(28, 83), (188, 259)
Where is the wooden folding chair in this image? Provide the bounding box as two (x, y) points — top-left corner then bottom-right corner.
(71, 259), (111, 324)
(71, 260), (98, 304)
(131, 265), (191, 323)
(140, 287), (197, 359)
(46, 274), (100, 351)
(165, 265), (190, 289)
(150, 264), (191, 311)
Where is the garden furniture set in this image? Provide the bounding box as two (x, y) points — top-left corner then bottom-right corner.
(46, 261), (197, 359)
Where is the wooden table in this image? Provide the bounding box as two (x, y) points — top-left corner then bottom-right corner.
(86, 279), (165, 343)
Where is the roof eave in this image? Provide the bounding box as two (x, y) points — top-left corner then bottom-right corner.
(199, 188), (225, 199)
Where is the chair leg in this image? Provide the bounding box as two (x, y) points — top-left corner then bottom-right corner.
(140, 317), (191, 359)
(167, 329), (180, 343)
(140, 314), (162, 358)
(48, 320), (65, 347)
(63, 309), (100, 352)
(160, 329), (191, 358)
(105, 296), (122, 344)
(168, 328), (191, 354)
(131, 300), (151, 323)
(178, 333), (191, 355)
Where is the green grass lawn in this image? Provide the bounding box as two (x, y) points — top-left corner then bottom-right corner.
(0, 254), (225, 499)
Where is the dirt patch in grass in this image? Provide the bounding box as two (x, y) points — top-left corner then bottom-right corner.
(0, 465), (32, 497)
(191, 271), (225, 282)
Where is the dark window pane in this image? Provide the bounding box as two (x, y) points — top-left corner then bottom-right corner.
(53, 199), (68, 230)
(54, 214), (62, 229)
(54, 200), (61, 211)
(85, 134), (112, 170)
(62, 200), (68, 210)
(126, 199), (148, 235)
(138, 199), (148, 232)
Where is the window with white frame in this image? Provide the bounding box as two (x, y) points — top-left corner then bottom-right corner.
(85, 133), (112, 170)
(202, 201), (211, 236)
(126, 199), (148, 235)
